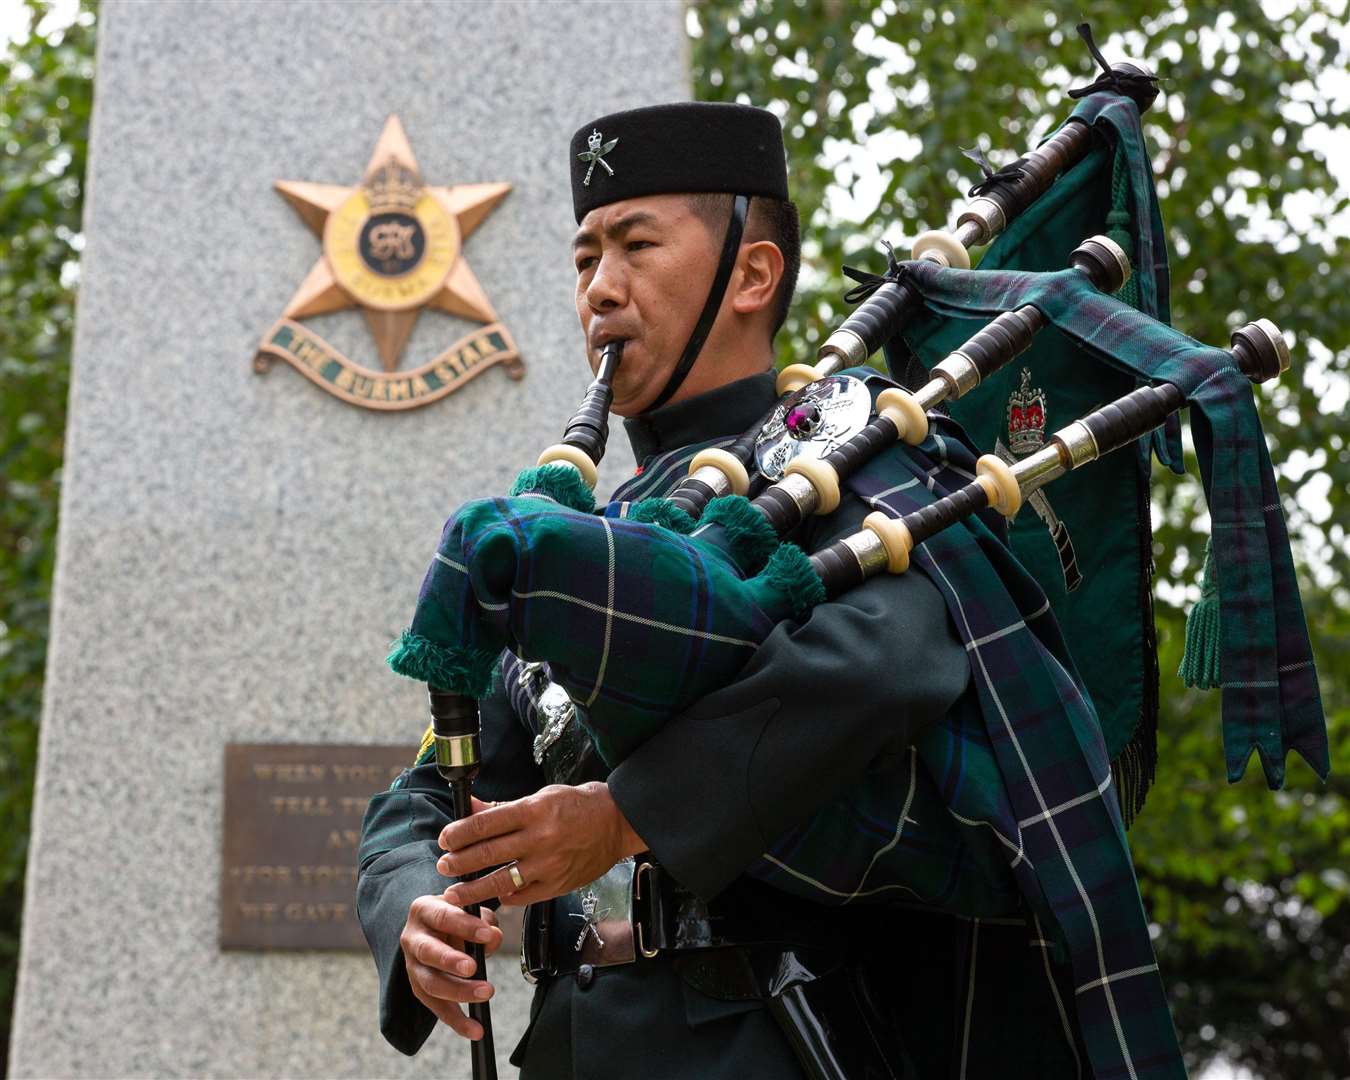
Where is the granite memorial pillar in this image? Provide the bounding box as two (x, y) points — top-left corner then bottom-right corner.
(9, 1), (687, 1075)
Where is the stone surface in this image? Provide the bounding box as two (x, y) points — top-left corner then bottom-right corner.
(9, 1), (687, 1076)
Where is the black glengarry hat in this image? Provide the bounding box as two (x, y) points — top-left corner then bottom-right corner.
(570, 102), (788, 223)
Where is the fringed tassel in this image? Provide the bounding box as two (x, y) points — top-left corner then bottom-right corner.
(627, 498), (696, 534)
(1111, 732), (1158, 829)
(386, 628), (499, 698)
(702, 495), (782, 571)
(510, 464), (597, 514)
(1179, 538), (1222, 689)
(757, 542), (825, 617)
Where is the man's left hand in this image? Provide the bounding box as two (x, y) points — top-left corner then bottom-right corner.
(437, 781), (646, 907)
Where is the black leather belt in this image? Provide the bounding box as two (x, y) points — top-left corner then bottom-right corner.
(522, 858), (856, 982)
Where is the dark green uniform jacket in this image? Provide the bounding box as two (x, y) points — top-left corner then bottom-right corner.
(358, 373), (1084, 1078)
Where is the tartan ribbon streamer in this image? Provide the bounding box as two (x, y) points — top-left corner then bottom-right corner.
(1045, 89), (1180, 467)
(899, 260), (1328, 788)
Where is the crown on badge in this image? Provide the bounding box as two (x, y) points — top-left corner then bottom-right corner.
(364, 160), (422, 213)
(1007, 367), (1048, 456)
(587, 129), (604, 152)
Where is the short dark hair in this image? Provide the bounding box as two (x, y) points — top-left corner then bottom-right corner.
(686, 193), (800, 338)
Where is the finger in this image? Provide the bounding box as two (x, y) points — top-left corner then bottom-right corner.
(446, 901), (504, 956)
(407, 965), (485, 1041)
(408, 932), (479, 978)
(439, 799), (525, 852)
(438, 831), (528, 878)
(407, 958), (496, 1005)
(415, 897), (498, 946)
(445, 862), (532, 908)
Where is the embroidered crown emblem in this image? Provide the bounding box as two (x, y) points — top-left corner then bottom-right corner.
(1007, 368), (1047, 456)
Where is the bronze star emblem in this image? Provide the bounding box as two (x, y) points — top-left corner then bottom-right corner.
(254, 116), (523, 410)
(275, 115), (511, 371)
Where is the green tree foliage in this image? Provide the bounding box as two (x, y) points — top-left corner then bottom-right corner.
(691, 2), (1349, 1076)
(0, 0), (95, 1067)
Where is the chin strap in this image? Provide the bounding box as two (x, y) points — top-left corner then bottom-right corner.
(645, 194), (751, 412)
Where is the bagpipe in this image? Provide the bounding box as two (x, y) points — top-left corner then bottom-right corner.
(391, 32), (1328, 1080)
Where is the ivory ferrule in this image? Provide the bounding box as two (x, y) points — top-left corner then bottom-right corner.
(538, 443), (599, 490)
(933, 351), (982, 398)
(862, 511), (913, 574)
(435, 733), (481, 770)
(1009, 444), (1067, 495)
(841, 529), (891, 578)
(687, 464), (735, 500)
(816, 327), (869, 367)
(776, 470), (820, 518)
(912, 230), (971, 269)
(784, 456), (841, 515)
(688, 447), (751, 497)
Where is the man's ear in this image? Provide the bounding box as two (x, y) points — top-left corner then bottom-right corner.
(730, 240), (784, 316)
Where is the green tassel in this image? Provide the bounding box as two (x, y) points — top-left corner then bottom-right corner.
(510, 465), (596, 514)
(1179, 538), (1222, 689)
(386, 629), (499, 698)
(702, 495), (782, 571)
(627, 498), (696, 534)
(758, 542), (826, 617)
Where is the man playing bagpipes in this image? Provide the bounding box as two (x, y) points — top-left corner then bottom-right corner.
(359, 101), (974, 1077)
(358, 50), (1329, 1080)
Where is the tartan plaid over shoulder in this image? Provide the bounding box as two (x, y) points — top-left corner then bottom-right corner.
(899, 262), (1329, 789)
(611, 376), (1186, 1078)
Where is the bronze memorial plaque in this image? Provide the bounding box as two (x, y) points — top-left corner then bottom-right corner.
(220, 743), (412, 949)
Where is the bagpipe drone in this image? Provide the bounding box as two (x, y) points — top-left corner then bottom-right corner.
(389, 28), (1329, 1080)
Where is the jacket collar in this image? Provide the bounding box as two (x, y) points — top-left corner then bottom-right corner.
(622, 372), (778, 465)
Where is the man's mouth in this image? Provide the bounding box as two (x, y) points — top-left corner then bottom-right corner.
(589, 325), (636, 351)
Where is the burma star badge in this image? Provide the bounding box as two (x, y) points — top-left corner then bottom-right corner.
(253, 116), (523, 410)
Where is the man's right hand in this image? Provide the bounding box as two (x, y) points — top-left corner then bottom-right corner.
(399, 892), (504, 1041)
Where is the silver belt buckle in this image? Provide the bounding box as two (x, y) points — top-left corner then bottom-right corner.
(568, 857), (637, 968)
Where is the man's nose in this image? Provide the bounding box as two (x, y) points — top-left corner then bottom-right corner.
(585, 252), (627, 311)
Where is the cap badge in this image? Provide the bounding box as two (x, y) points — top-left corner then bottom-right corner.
(577, 128), (619, 186)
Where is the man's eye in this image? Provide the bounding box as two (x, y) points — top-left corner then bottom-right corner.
(626, 240), (653, 252)
(576, 255), (598, 272)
